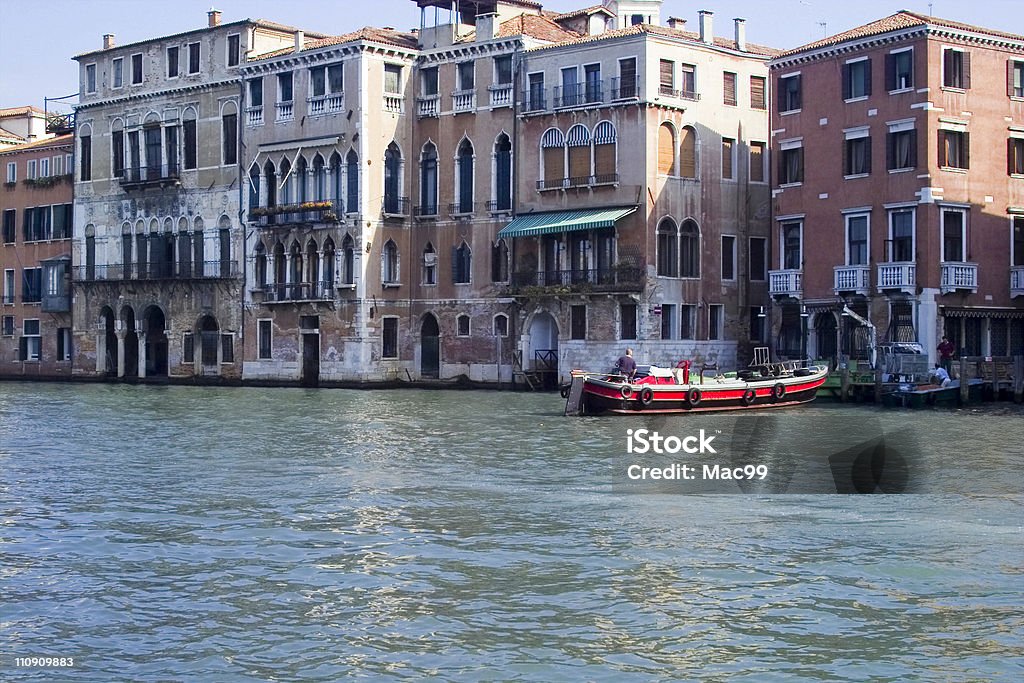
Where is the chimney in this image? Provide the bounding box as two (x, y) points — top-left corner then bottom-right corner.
(666, 17), (686, 30)
(698, 10), (713, 45)
(734, 17), (746, 51)
(476, 13), (497, 41)
(208, 9), (221, 27)
(103, 34), (115, 49)
(294, 30), (304, 53)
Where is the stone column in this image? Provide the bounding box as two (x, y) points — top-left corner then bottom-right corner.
(96, 328), (105, 373)
(137, 329), (147, 378)
(116, 329), (126, 378)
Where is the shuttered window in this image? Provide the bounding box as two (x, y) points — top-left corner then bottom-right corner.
(679, 126), (696, 178)
(657, 123), (675, 175)
(566, 125), (590, 181)
(618, 58), (637, 98)
(593, 122), (616, 179)
(659, 59), (674, 95)
(722, 138), (734, 179)
(750, 76), (766, 109)
(749, 142), (765, 182)
(723, 71), (737, 105)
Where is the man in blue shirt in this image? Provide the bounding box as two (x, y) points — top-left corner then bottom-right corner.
(616, 348), (637, 380)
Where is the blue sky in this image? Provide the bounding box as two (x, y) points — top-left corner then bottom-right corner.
(0, 0), (1019, 111)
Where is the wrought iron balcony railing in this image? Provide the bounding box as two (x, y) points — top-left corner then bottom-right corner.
(74, 260), (240, 282)
(260, 281), (334, 303)
(119, 164), (180, 187)
(382, 197), (410, 216)
(510, 267), (643, 292)
(250, 201), (341, 227)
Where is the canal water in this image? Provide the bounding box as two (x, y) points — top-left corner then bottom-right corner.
(1, 382), (1022, 681)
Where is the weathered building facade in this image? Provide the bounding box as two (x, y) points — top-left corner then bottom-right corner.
(0, 134), (74, 377)
(70, 12), (318, 380)
(768, 12), (1024, 365)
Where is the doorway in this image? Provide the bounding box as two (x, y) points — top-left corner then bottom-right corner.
(301, 333), (320, 387)
(421, 314), (440, 379)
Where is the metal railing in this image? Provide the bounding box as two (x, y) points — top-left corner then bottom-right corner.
(659, 85), (700, 101)
(261, 281), (334, 303)
(74, 260), (239, 282)
(536, 173), (620, 190)
(1012, 265), (1024, 297)
(486, 199), (512, 213)
(414, 204), (439, 218)
(520, 90), (547, 113)
(252, 200), (341, 227)
(119, 164), (180, 186)
(448, 201), (475, 216)
(511, 267), (643, 291)
(609, 77), (638, 101)
(382, 196), (410, 216)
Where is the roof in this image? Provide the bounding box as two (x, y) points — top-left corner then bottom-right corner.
(498, 206), (637, 238)
(779, 10), (1023, 58)
(416, 0), (542, 8)
(0, 134), (73, 155)
(0, 106), (47, 118)
(256, 26), (420, 59)
(532, 23), (780, 58)
(489, 13), (581, 42)
(553, 5), (613, 21)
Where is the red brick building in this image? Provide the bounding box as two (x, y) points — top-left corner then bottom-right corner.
(768, 12), (1024, 365)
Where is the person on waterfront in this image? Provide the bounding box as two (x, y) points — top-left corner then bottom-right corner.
(931, 363), (951, 387)
(616, 348), (637, 380)
(937, 336), (955, 373)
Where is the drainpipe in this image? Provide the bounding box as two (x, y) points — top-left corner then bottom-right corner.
(238, 64), (247, 377)
(510, 40), (523, 381)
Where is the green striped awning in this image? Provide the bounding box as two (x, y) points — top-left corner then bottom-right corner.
(497, 206), (638, 238)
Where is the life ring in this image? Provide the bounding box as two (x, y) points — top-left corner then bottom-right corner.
(687, 387), (702, 407)
(773, 383), (786, 401)
(741, 388), (756, 406)
(560, 385), (570, 399)
(620, 385), (634, 399)
(639, 387), (654, 406)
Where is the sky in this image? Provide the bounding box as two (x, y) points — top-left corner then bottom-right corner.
(0, 0), (1019, 112)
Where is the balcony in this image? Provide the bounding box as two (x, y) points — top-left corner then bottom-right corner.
(417, 95), (440, 118)
(768, 269), (802, 298)
(659, 86), (700, 101)
(609, 77), (638, 101)
(877, 261), (916, 295)
(833, 265), (871, 296)
(383, 95), (404, 114)
(486, 200), (512, 215)
(1012, 266), (1024, 298)
(42, 292), (70, 313)
(119, 164), (180, 189)
(74, 260), (240, 283)
(536, 174), (619, 191)
(307, 93), (344, 116)
(489, 83), (513, 107)
(940, 261), (978, 294)
(520, 90), (547, 113)
(448, 201), (476, 217)
(414, 204), (439, 218)
(246, 105), (264, 127)
(382, 197), (410, 217)
(250, 201), (342, 228)
(260, 281), (334, 303)
(510, 266), (643, 293)
(553, 82), (606, 109)
(276, 101), (294, 122)
(452, 89), (476, 113)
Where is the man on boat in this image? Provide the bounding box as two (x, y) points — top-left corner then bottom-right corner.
(930, 363), (951, 387)
(616, 348), (637, 380)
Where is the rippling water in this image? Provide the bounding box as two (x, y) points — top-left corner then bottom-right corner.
(1, 383), (1022, 681)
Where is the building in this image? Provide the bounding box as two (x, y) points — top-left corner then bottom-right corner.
(69, 11), (325, 381)
(768, 12), (1024, 365)
(0, 106), (53, 149)
(0, 134), (75, 377)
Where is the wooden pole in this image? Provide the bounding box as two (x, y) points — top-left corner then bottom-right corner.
(874, 362), (883, 403)
(1014, 355), (1023, 404)
(841, 364), (850, 403)
(959, 355), (969, 404)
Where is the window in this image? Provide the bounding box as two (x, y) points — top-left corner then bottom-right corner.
(780, 144), (803, 184)
(888, 49), (914, 91)
(570, 305), (586, 340)
(227, 34), (240, 67)
(328, 65), (343, 94)
(112, 57), (123, 88)
(541, 127), (564, 186)
(187, 42), (200, 74)
(527, 72), (545, 110)
(493, 314), (509, 337)
(52, 204), (72, 239)
(27, 159), (37, 179)
(721, 235), (735, 280)
(2, 316), (13, 336)
(618, 58), (637, 98)
(183, 119), (197, 170)
(939, 130), (969, 169)
(659, 59), (675, 95)
(421, 67), (438, 97)
(85, 64), (96, 93)
(53, 155), (63, 176)
(1009, 60), (1024, 98)
(843, 58), (871, 100)
(846, 215), (869, 265)
(941, 208), (966, 262)
(782, 222), (802, 270)
(750, 141), (766, 182)
(491, 239), (508, 283)
(844, 136), (871, 176)
(310, 66), (326, 97)
(221, 334), (234, 363)
(456, 139), (474, 213)
(888, 126), (917, 170)
(131, 53), (143, 84)
(222, 112), (237, 165)
(723, 71), (737, 105)
(457, 314), (470, 337)
(657, 219), (678, 277)
(942, 48), (969, 89)
(679, 126), (696, 178)
(384, 143), (402, 214)
(5, 161), (14, 183)
(661, 303), (677, 340)
(566, 124), (589, 182)
(419, 143), (438, 215)
(278, 72), (293, 102)
(22, 268), (42, 302)
(183, 332), (195, 363)
(657, 123), (674, 175)
(346, 150), (359, 212)
(681, 305), (695, 339)
(21, 319), (40, 361)
(721, 137), (734, 180)
(383, 239), (399, 283)
(779, 74), (801, 112)
(494, 55), (512, 85)
(384, 64), (402, 94)
(457, 61), (474, 91)
(593, 121), (616, 180)
(561, 66), (580, 106)
(3, 210), (14, 243)
(249, 78), (263, 107)
(680, 220), (700, 278)
(453, 241), (471, 284)
(680, 63), (696, 98)
(889, 209), (914, 262)
(494, 133), (512, 210)
(382, 318), (398, 358)
(257, 320), (272, 359)
(1013, 217), (1024, 267)
(1009, 138), (1024, 175)
(584, 64), (601, 103)
(620, 303), (637, 340)
(167, 46), (179, 78)
(423, 243), (436, 285)
(750, 76), (766, 109)
(708, 305), (723, 341)
(750, 307), (765, 342)
(3, 269), (13, 304)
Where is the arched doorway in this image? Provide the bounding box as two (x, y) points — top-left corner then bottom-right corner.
(421, 314), (440, 379)
(815, 312), (838, 367)
(143, 306), (168, 376)
(527, 311), (559, 387)
(121, 306), (138, 378)
(100, 306), (117, 376)
(198, 314), (219, 372)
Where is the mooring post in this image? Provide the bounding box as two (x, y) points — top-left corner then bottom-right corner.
(959, 356), (969, 404)
(874, 362), (883, 403)
(1015, 355), (1023, 404)
(841, 365), (850, 403)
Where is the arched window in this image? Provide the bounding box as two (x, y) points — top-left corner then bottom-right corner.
(658, 123), (676, 175)
(279, 159), (293, 205)
(494, 133), (512, 211)
(457, 138), (474, 214)
(541, 128), (565, 188)
(384, 142), (402, 214)
(248, 165), (261, 213)
(221, 101), (238, 166)
(593, 121), (617, 181)
(456, 314), (471, 337)
(420, 142), (438, 216)
(657, 218), (678, 277)
(341, 234), (355, 285)
(453, 240), (471, 284)
(273, 241), (286, 289)
(329, 152), (343, 210)
(493, 313), (509, 337)
(680, 126), (697, 178)
(254, 241), (267, 287)
(306, 239), (319, 290)
(263, 160), (277, 211)
(289, 241), (303, 291)
(491, 238), (509, 283)
(295, 156), (308, 204)
(346, 149), (359, 213)
(312, 154), (326, 201)
(566, 124), (591, 183)
(423, 242), (437, 285)
(382, 239), (399, 283)
(322, 238), (336, 288)
(680, 219), (700, 277)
